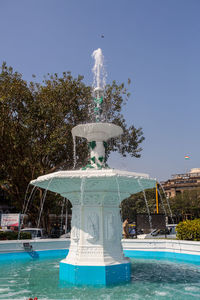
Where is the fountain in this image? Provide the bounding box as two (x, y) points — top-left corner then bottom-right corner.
(31, 48), (156, 285)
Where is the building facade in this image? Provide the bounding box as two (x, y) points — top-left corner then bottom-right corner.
(162, 168), (200, 198)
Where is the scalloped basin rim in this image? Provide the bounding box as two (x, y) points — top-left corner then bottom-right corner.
(71, 123), (123, 141)
(30, 169), (156, 201)
(31, 168), (155, 184)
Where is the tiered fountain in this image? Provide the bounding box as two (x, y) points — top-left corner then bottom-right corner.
(31, 48), (156, 285)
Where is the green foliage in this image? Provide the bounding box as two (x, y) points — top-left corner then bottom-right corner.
(169, 189), (200, 220)
(0, 231), (31, 240)
(0, 62), (145, 224)
(176, 219), (200, 241)
(121, 187), (168, 221)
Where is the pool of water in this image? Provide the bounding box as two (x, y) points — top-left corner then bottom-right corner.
(0, 254), (200, 300)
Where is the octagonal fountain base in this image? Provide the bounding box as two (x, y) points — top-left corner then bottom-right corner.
(59, 261), (131, 285)
(31, 168), (155, 286)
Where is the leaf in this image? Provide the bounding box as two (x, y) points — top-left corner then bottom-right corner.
(98, 156), (104, 162)
(91, 156), (96, 163)
(89, 141), (96, 150)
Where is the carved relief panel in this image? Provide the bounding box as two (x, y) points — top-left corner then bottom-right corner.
(105, 212), (116, 242)
(83, 192), (102, 206)
(71, 207), (80, 242)
(86, 212), (99, 243)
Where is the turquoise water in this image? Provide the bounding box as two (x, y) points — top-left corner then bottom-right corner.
(0, 254), (200, 300)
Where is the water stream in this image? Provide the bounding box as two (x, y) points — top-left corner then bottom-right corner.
(22, 183), (31, 214)
(157, 188), (167, 216)
(64, 198), (68, 234)
(138, 179), (153, 230)
(80, 177), (86, 205)
(36, 178), (54, 230)
(18, 185), (38, 239)
(115, 176), (124, 224)
(22, 185), (38, 217)
(91, 48), (107, 122)
(60, 198), (65, 236)
(92, 48), (106, 91)
(159, 182), (174, 223)
(72, 134), (76, 169)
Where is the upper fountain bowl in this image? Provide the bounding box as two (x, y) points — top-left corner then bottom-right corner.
(94, 87), (104, 93)
(72, 122), (123, 142)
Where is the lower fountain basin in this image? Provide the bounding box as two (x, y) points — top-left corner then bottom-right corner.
(31, 169), (156, 202)
(31, 169), (156, 286)
(0, 248), (200, 299)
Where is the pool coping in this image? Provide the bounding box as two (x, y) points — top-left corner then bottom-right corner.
(0, 239), (200, 256)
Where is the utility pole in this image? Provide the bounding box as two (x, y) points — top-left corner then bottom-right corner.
(156, 182), (159, 214)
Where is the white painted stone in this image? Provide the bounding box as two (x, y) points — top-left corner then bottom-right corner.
(31, 171), (155, 267)
(72, 122), (123, 142)
(31, 122), (155, 269)
(1, 239), (200, 257)
(31, 169), (155, 201)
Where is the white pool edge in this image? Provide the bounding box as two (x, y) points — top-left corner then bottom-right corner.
(0, 238), (200, 256)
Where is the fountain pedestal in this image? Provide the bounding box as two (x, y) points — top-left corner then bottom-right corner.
(60, 123), (130, 284)
(60, 190), (130, 285)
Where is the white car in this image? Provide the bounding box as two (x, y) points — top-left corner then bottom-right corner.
(21, 228), (48, 239)
(59, 231), (71, 238)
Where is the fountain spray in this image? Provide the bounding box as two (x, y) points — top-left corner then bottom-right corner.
(92, 48), (106, 122)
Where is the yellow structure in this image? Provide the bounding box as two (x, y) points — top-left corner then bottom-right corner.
(156, 182), (159, 213)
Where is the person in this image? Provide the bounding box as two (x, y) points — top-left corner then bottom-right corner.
(122, 218), (129, 239)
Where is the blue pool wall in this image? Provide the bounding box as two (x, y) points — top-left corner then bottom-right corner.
(0, 239), (200, 266)
(0, 249), (200, 266)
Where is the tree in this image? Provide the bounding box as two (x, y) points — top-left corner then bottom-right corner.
(0, 63), (145, 226)
(169, 189), (200, 221)
(121, 188), (168, 221)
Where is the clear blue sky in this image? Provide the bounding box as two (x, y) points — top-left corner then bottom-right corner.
(1, 0), (200, 181)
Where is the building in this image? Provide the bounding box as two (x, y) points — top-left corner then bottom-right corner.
(162, 168), (200, 198)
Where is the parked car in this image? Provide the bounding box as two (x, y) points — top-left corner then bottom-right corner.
(21, 228), (48, 239)
(137, 225), (177, 239)
(165, 224), (177, 239)
(0, 228), (12, 232)
(59, 231), (71, 238)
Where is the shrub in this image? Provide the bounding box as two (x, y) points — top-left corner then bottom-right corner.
(176, 219), (200, 241)
(0, 231), (31, 240)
